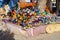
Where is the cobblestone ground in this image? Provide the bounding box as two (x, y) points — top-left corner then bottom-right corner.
(4, 22), (60, 40)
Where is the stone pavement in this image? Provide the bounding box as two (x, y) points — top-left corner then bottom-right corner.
(0, 22), (60, 40)
(5, 22), (60, 40)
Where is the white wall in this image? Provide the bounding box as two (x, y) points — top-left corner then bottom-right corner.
(26, 0), (30, 2)
(20, 0), (30, 2)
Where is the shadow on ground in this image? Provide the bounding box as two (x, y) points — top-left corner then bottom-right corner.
(0, 30), (15, 40)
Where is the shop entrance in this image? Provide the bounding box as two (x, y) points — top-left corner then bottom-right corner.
(57, 0), (60, 16)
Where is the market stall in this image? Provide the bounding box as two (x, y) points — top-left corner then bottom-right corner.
(0, 0), (60, 37)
